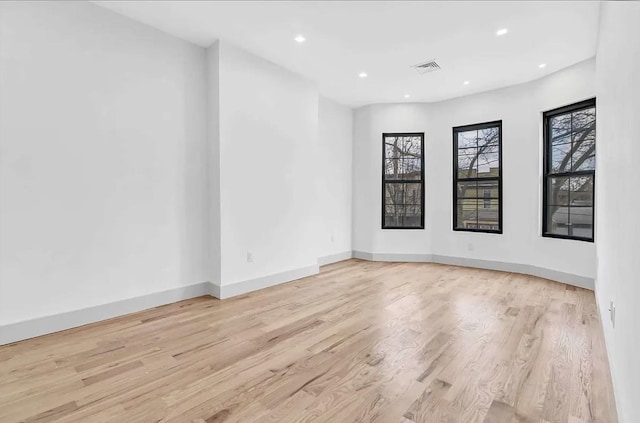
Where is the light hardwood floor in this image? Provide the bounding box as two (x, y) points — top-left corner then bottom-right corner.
(0, 259), (617, 423)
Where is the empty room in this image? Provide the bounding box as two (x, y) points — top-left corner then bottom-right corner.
(1, 1), (639, 422)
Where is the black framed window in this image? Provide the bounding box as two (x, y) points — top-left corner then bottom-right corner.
(543, 98), (595, 242)
(453, 121), (502, 233)
(382, 133), (424, 229)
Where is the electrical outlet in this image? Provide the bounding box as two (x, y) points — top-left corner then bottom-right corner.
(247, 252), (253, 263)
(467, 243), (474, 251)
(609, 300), (615, 327)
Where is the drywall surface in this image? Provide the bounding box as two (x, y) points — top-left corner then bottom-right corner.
(0, 1), (209, 325)
(429, 59), (596, 279)
(595, 2), (640, 421)
(353, 103), (433, 255)
(317, 97), (353, 260)
(217, 41), (320, 286)
(353, 59), (596, 281)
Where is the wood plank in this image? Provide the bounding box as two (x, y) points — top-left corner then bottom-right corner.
(0, 260), (617, 423)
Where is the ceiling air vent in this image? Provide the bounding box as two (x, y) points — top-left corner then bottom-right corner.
(412, 59), (441, 75)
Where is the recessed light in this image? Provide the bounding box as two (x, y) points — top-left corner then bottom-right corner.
(404, 94), (410, 98)
(463, 81), (470, 85)
(539, 63), (547, 69)
(358, 72), (368, 78)
(294, 35), (306, 43)
(496, 28), (508, 36)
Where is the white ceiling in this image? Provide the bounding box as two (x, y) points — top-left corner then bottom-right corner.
(93, 1), (600, 108)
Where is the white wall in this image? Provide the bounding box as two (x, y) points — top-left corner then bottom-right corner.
(0, 1), (209, 325)
(430, 59), (596, 278)
(353, 59), (596, 281)
(0, 2), (354, 332)
(595, 3), (640, 422)
(317, 97), (353, 260)
(217, 41), (320, 286)
(353, 103), (433, 256)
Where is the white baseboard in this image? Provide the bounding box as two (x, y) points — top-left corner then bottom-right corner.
(353, 251), (433, 262)
(352, 250), (594, 290)
(0, 262), (321, 345)
(318, 251), (353, 266)
(0, 282), (213, 345)
(1, 253), (592, 346)
(213, 264), (319, 299)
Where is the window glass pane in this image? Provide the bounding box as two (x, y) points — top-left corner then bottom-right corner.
(546, 205), (569, 235)
(482, 191), (492, 209)
(571, 132), (595, 171)
(550, 114), (571, 138)
(384, 135), (421, 160)
(403, 205), (422, 228)
(458, 130), (477, 149)
(572, 126), (595, 144)
(403, 136), (422, 158)
(551, 137), (571, 173)
(457, 148), (477, 178)
(569, 175), (594, 206)
(383, 205), (422, 228)
(384, 158), (400, 180)
(477, 150), (499, 177)
(384, 205), (400, 227)
(480, 144), (500, 154)
(384, 183), (404, 206)
(547, 176), (571, 206)
(546, 205), (593, 238)
(385, 136), (407, 159)
(385, 159), (422, 180)
(384, 182), (422, 227)
(456, 199), (479, 229)
(569, 207), (593, 239)
(478, 127), (499, 148)
(384, 139), (398, 159)
(401, 158), (422, 179)
(478, 199), (499, 230)
(477, 179), (499, 198)
(572, 107), (596, 130)
(456, 181), (478, 198)
(403, 183), (422, 206)
(393, 205), (406, 227)
(552, 133), (571, 145)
